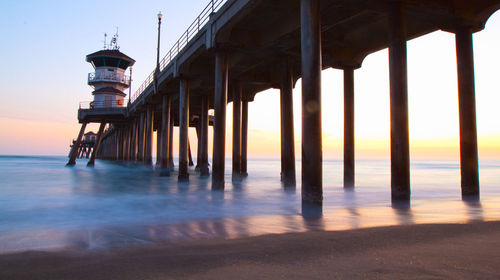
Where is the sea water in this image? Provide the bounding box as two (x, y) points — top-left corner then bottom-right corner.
(0, 155), (499, 253)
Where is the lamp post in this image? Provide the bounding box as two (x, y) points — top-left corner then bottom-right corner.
(154, 11), (162, 97)
(128, 67), (132, 106)
(156, 11), (162, 74)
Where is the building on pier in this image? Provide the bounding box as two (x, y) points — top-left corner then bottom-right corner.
(84, 132), (98, 142)
(67, 33), (135, 166)
(86, 46), (134, 108)
(68, 131), (97, 159)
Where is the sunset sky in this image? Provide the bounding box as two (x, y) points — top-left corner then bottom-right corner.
(1, 0), (499, 160)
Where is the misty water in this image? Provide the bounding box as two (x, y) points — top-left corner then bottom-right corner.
(1, 155), (499, 253)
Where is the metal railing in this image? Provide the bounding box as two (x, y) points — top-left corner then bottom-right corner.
(79, 99), (129, 109)
(131, 0), (226, 103)
(88, 72), (131, 85)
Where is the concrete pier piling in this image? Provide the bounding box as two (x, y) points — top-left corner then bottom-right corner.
(138, 112), (145, 162)
(195, 126), (201, 170)
(121, 126), (127, 161)
(116, 127), (123, 161)
(188, 139), (194, 167)
(125, 125), (131, 161)
(67, 122), (88, 166)
(88, 122), (106, 166)
(241, 100), (248, 177)
(199, 95), (210, 176)
(389, 2), (410, 201)
(300, 0), (323, 205)
(145, 105), (154, 166)
(280, 58), (296, 188)
(232, 81), (242, 181)
(131, 118), (138, 162)
(156, 127), (161, 166)
(212, 51), (229, 189)
(456, 26), (480, 198)
(178, 79), (190, 181)
(168, 112), (175, 170)
(159, 95), (171, 176)
(343, 67), (355, 189)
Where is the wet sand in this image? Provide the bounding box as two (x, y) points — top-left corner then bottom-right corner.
(1, 221), (499, 279)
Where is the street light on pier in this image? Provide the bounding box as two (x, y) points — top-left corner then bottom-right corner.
(154, 11), (163, 96)
(156, 11), (163, 74)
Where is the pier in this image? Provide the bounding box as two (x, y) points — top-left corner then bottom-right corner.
(68, 0), (500, 207)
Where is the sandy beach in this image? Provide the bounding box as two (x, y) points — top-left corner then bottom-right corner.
(1, 221), (499, 279)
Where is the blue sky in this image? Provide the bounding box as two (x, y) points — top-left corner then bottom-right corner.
(0, 0), (208, 122)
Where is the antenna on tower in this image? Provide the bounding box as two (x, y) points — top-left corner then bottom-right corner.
(110, 27), (120, 50)
(103, 33), (108, 49)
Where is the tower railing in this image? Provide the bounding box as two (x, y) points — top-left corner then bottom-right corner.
(88, 72), (131, 86)
(131, 0), (226, 103)
(79, 99), (128, 109)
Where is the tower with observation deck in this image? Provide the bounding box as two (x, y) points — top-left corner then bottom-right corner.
(82, 33), (135, 114)
(67, 33), (135, 166)
(86, 47), (135, 109)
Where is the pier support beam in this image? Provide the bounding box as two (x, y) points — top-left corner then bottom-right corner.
(135, 118), (140, 161)
(121, 126), (127, 161)
(188, 139), (194, 166)
(121, 126), (126, 161)
(145, 105), (154, 166)
(129, 121), (134, 161)
(125, 125), (131, 161)
(301, 0), (322, 205)
(130, 118), (137, 161)
(77, 145), (84, 159)
(199, 95), (210, 176)
(101, 138), (105, 160)
(159, 95), (171, 176)
(232, 81), (242, 181)
(138, 112), (146, 162)
(67, 122), (87, 166)
(241, 99), (248, 176)
(281, 58), (296, 187)
(389, 3), (410, 201)
(117, 127), (123, 161)
(169, 112), (175, 170)
(212, 51), (229, 189)
(179, 79), (190, 181)
(103, 137), (109, 160)
(156, 128), (161, 166)
(111, 131), (115, 160)
(88, 122), (106, 166)
(195, 126), (201, 170)
(456, 26), (480, 197)
(110, 133), (115, 160)
(344, 67), (355, 188)
(115, 130), (120, 160)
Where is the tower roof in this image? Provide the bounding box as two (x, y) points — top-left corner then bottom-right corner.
(92, 87), (126, 97)
(86, 49), (135, 69)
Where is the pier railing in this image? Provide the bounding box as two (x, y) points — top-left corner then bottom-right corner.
(88, 72), (130, 85)
(79, 99), (128, 109)
(131, 0), (226, 103)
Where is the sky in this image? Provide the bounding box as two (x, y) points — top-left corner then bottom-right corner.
(0, 0), (499, 161)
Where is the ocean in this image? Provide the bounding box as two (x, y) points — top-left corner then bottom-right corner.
(1, 155), (499, 253)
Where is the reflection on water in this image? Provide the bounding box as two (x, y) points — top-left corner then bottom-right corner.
(0, 156), (499, 253)
(391, 201), (414, 225)
(463, 198), (484, 222)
